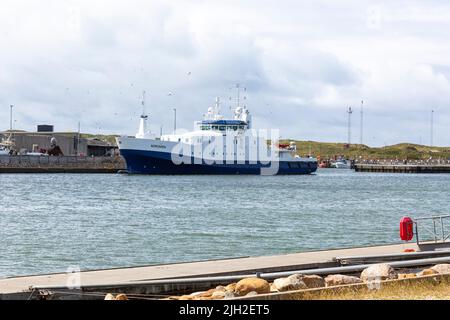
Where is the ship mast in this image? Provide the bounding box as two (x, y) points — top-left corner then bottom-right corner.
(136, 91), (149, 139)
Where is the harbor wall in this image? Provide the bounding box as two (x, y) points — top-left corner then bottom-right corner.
(355, 164), (450, 173)
(0, 155), (126, 173)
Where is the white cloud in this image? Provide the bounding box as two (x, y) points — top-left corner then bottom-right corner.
(0, 0), (449, 146)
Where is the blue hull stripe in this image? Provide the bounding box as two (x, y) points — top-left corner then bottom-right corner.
(120, 149), (318, 175)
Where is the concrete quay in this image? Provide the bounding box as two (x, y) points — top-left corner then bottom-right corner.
(0, 242), (421, 299)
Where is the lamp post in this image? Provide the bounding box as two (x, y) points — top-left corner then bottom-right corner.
(430, 109), (434, 147)
(347, 107), (353, 145)
(10, 105), (13, 131)
(173, 108), (177, 134)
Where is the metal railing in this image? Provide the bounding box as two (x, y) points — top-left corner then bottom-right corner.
(414, 215), (450, 245)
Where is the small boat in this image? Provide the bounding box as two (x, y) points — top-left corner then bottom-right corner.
(333, 159), (352, 169)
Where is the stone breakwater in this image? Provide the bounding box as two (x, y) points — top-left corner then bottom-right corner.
(113, 263), (450, 301)
(0, 155), (126, 173)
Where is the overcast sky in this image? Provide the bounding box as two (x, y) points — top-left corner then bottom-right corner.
(1, 0), (450, 146)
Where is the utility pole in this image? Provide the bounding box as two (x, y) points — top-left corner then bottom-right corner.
(347, 107), (353, 145)
(10, 105), (13, 131)
(173, 108), (177, 134)
(77, 121), (81, 156)
(360, 100), (364, 146)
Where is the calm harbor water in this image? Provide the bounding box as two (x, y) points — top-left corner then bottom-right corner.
(1, 169), (449, 278)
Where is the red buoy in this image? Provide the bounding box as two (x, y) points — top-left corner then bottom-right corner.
(400, 217), (414, 241)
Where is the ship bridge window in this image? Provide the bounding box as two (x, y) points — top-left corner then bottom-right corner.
(239, 125), (245, 130)
(219, 126), (226, 131)
(212, 126), (219, 130)
(201, 126), (211, 131)
(232, 126), (238, 131)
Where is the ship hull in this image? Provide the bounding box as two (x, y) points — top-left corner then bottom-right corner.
(120, 149), (317, 175)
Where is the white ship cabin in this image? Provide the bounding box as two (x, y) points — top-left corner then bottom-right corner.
(160, 98), (253, 144)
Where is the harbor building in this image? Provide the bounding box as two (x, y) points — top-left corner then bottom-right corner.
(0, 125), (117, 156)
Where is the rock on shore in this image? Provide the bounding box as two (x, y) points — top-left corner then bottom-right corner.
(104, 293), (128, 300)
(273, 274), (307, 292)
(273, 274), (325, 292)
(234, 278), (270, 296)
(302, 275), (325, 288)
(430, 264), (450, 275)
(361, 264), (397, 282)
(325, 274), (362, 286)
(417, 268), (438, 276)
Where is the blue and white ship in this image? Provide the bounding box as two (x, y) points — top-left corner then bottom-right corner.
(117, 93), (317, 175)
